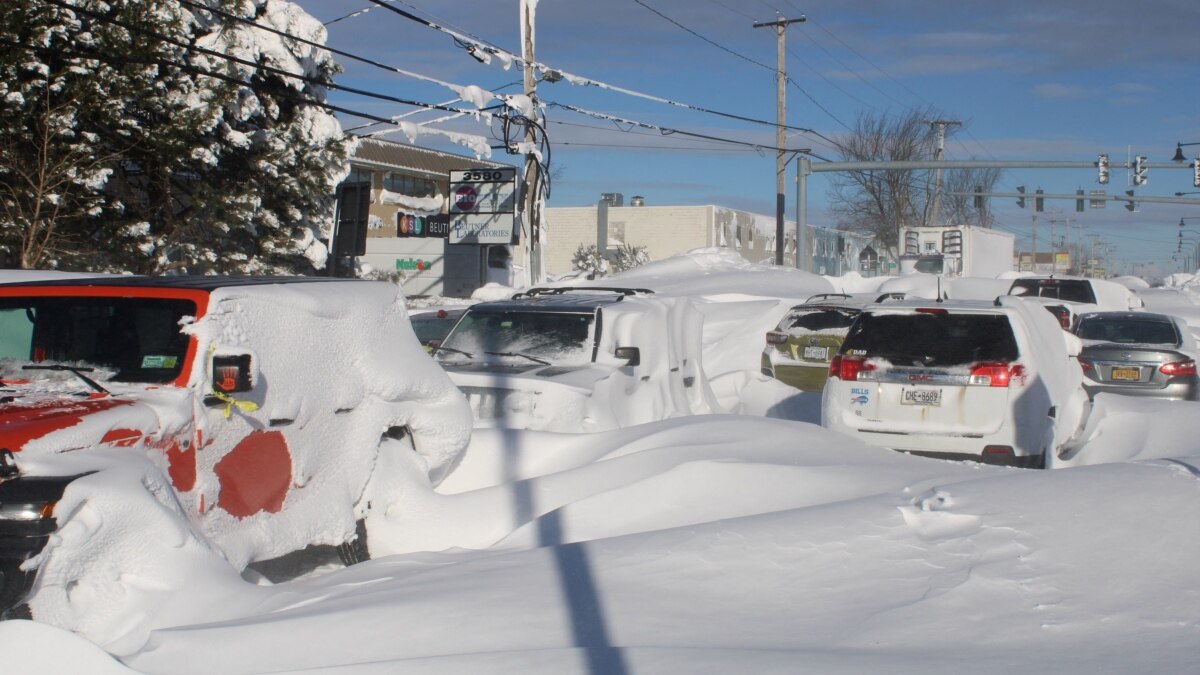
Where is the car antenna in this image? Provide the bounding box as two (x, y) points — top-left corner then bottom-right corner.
(936, 277), (944, 303)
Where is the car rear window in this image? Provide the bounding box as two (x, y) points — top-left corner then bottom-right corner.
(784, 308), (858, 332)
(1009, 279), (1097, 304)
(841, 311), (1019, 366)
(1075, 317), (1179, 345)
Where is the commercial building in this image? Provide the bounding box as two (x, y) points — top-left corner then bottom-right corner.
(348, 139), (874, 298)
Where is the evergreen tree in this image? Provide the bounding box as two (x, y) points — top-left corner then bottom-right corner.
(0, 0), (347, 273)
(612, 243), (650, 272)
(571, 243), (607, 276)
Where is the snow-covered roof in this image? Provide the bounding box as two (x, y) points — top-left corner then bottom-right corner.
(350, 136), (513, 180)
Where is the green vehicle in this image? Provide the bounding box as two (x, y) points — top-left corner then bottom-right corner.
(760, 293), (904, 392)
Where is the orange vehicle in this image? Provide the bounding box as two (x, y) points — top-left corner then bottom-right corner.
(0, 276), (470, 621)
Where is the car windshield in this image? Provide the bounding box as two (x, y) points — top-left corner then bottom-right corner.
(841, 311), (1019, 367)
(410, 310), (462, 345)
(1009, 279), (1097, 304)
(435, 309), (596, 365)
(0, 296), (195, 384)
(1076, 317), (1179, 345)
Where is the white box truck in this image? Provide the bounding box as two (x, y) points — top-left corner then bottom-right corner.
(898, 225), (1014, 278)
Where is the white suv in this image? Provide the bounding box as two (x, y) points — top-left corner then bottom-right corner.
(821, 296), (1087, 468)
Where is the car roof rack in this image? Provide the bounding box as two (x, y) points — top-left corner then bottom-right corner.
(512, 286), (655, 299)
(874, 292), (906, 303)
(804, 293), (853, 303)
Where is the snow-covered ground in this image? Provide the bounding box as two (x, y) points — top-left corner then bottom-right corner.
(4, 254), (1200, 673)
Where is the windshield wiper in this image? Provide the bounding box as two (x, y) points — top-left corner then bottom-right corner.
(23, 364), (110, 394)
(433, 345), (475, 359)
(484, 351), (551, 366)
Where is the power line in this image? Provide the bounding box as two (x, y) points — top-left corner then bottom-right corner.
(328, 0), (823, 137)
(546, 102), (810, 155)
(631, 0), (776, 71)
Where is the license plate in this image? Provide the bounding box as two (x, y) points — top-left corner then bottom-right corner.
(1111, 367), (1140, 381)
(901, 388), (942, 406)
(803, 346), (828, 360)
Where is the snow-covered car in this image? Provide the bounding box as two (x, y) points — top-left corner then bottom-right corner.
(760, 292), (904, 392)
(821, 296), (1087, 468)
(410, 307), (467, 350)
(1072, 311), (1200, 401)
(433, 287), (721, 431)
(0, 276), (471, 623)
(1007, 275), (1144, 329)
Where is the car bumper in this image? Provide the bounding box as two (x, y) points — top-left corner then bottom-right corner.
(1082, 380), (1199, 402)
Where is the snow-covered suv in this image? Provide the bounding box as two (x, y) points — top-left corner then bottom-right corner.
(433, 287), (721, 431)
(821, 296), (1088, 468)
(0, 276), (471, 629)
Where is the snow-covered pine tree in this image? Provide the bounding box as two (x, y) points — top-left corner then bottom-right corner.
(0, 0), (347, 274)
(611, 243), (650, 272)
(571, 243), (607, 276)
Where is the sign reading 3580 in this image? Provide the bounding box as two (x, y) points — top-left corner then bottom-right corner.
(448, 168), (517, 215)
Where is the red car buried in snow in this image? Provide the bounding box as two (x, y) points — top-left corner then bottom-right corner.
(0, 275), (471, 625)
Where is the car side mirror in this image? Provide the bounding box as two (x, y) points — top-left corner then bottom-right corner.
(614, 346), (641, 367)
(212, 353), (253, 394)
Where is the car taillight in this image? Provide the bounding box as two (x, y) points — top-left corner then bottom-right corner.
(1045, 305), (1070, 329)
(1160, 360), (1197, 377)
(1078, 357), (1094, 374)
(828, 354), (875, 381)
(969, 362), (1025, 387)
(765, 331), (788, 345)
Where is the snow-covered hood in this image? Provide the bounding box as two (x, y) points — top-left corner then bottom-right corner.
(0, 381), (190, 461)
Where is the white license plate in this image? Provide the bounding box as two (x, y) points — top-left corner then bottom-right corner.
(901, 388), (942, 406)
(803, 346), (828, 360)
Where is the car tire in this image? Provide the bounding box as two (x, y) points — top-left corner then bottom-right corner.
(336, 518), (370, 566)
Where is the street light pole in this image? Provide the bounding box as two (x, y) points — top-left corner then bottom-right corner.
(754, 13), (805, 265)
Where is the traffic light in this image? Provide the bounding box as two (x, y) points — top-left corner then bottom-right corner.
(1125, 189), (1136, 212)
(1075, 189), (1085, 213)
(1097, 153), (1109, 184)
(1016, 185), (1026, 208)
(1193, 159), (1200, 188)
(1133, 155), (1147, 185)
(973, 185), (984, 210)
(1035, 188), (1045, 212)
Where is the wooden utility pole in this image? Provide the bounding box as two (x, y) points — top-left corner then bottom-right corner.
(754, 14), (805, 266)
(520, 0), (542, 285)
(925, 119), (960, 227)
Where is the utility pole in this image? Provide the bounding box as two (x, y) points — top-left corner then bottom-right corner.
(520, 0), (542, 285)
(925, 119), (960, 227)
(1030, 213), (1037, 272)
(754, 13), (805, 266)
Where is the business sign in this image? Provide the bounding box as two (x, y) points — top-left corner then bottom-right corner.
(448, 168), (517, 245)
(395, 212), (449, 238)
(449, 213), (519, 245)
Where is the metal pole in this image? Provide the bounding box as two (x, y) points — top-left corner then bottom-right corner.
(796, 156), (810, 271)
(754, 14), (805, 265)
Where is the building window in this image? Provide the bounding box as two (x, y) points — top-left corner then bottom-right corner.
(346, 167), (373, 185)
(384, 172), (437, 198)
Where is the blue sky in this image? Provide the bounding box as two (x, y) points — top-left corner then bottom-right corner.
(300, 0), (1200, 277)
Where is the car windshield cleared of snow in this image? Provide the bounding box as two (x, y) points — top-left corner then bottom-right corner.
(1076, 316), (1179, 345)
(1009, 278), (1097, 304)
(436, 309), (595, 365)
(0, 296), (195, 383)
(841, 311), (1018, 366)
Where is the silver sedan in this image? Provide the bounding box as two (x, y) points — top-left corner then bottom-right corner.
(1073, 311), (1200, 402)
